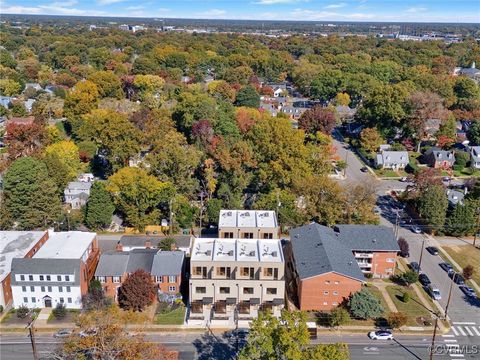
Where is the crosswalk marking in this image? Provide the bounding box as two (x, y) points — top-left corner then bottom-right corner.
(472, 327), (480, 336)
(449, 355), (464, 358)
(452, 322), (476, 325)
(456, 326), (466, 336)
(444, 339), (457, 342)
(452, 327), (459, 336)
(464, 327), (474, 336)
(442, 334), (455, 337)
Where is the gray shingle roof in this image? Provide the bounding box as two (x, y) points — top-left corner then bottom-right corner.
(151, 251), (184, 276)
(376, 151), (409, 166)
(11, 258), (81, 285)
(126, 249), (157, 273)
(94, 252), (129, 276)
(333, 225), (400, 252)
(289, 224), (364, 281)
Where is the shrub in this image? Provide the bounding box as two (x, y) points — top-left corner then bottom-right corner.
(348, 288), (384, 320)
(0, 305), (3, 313)
(402, 270), (419, 286)
(388, 312), (408, 329)
(453, 164), (464, 172)
(365, 273), (373, 279)
(53, 303), (67, 319)
(463, 265), (474, 280)
(16, 305), (29, 319)
(401, 292), (410, 303)
(329, 307), (350, 328)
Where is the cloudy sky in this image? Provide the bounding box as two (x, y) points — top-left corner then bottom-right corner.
(1, 0), (479, 23)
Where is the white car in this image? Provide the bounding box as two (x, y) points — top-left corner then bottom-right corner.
(411, 226), (422, 234)
(368, 330), (394, 340)
(428, 286), (442, 300)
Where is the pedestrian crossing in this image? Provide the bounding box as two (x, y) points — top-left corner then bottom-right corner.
(450, 322), (480, 337)
(438, 322), (480, 359)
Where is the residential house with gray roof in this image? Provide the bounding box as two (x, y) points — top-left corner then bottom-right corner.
(470, 146), (480, 169)
(375, 150), (409, 170)
(424, 148), (455, 169)
(64, 181), (92, 209)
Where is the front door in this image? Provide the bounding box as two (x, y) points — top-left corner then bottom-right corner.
(44, 297), (52, 308)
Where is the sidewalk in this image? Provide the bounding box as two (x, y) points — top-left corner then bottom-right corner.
(371, 281), (398, 312)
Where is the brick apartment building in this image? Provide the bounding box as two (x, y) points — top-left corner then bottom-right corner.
(94, 247), (184, 301)
(286, 223), (399, 311)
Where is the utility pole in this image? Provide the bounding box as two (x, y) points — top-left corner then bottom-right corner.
(474, 208), (479, 248)
(169, 198), (173, 236)
(444, 272), (456, 320)
(418, 237), (426, 270)
(394, 212), (400, 238)
(199, 191), (204, 239)
(27, 316), (38, 360)
(429, 316), (439, 360)
(344, 151), (348, 178)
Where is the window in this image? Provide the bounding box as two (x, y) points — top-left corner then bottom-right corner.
(386, 258), (395, 263)
(216, 267), (231, 278)
(323, 302), (328, 305)
(263, 268), (273, 277)
(334, 281), (339, 285)
(46, 275), (51, 281)
(219, 287), (230, 294)
(325, 280), (330, 284)
(266, 288), (277, 295)
(193, 267), (207, 278)
(59, 297), (64, 303)
(30, 286), (34, 292)
(332, 302), (338, 306)
(41, 286), (45, 292)
(66, 286), (71, 293)
(31, 297), (36, 303)
(65, 275), (70, 282)
(39, 275), (44, 281)
(67, 298), (72, 304)
(29, 275), (33, 281)
(48, 286), (52, 292)
(20, 275), (25, 281)
(243, 287), (254, 295)
(243, 232), (254, 239)
(168, 286), (176, 292)
(323, 291), (329, 295)
(333, 291), (338, 295)
(263, 233), (273, 239)
(97, 276), (106, 283)
(223, 232), (234, 238)
(59, 286), (63, 293)
(22, 286), (27, 292)
(196, 287), (206, 294)
(112, 276), (121, 283)
(155, 276), (163, 283)
(240, 267), (255, 279)
(168, 275), (176, 283)
(57, 275), (62, 281)
(23, 297), (28, 303)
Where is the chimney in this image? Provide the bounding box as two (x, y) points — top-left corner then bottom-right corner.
(145, 240), (152, 249)
(115, 241), (123, 252)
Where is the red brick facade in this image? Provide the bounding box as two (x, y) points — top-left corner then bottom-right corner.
(371, 251), (397, 278)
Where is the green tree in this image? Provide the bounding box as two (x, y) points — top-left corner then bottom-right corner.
(0, 79), (21, 96)
(359, 127), (384, 154)
(334, 92), (351, 107)
(43, 140), (83, 191)
(235, 85), (260, 108)
(454, 77), (479, 101)
(418, 185), (448, 233)
(206, 198), (223, 226)
(158, 237), (176, 251)
(436, 114), (457, 140)
(173, 195), (196, 229)
(2, 157), (61, 229)
(445, 200), (477, 236)
(310, 69), (345, 102)
(467, 121), (480, 145)
(85, 182), (115, 230)
(254, 189), (305, 227)
(303, 343), (349, 360)
(106, 167), (173, 231)
(88, 71), (124, 99)
(401, 270), (419, 286)
(64, 80), (99, 133)
(329, 307), (350, 328)
(348, 288), (384, 320)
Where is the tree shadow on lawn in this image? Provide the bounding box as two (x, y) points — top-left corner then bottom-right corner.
(394, 291), (436, 316)
(193, 333), (236, 360)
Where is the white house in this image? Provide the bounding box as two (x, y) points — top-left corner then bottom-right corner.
(470, 146), (480, 169)
(375, 151), (409, 170)
(64, 181), (92, 209)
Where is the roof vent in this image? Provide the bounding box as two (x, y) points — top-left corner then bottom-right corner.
(227, 250), (234, 256)
(271, 251), (278, 257)
(248, 251), (256, 257)
(348, 261), (352, 266)
(205, 250), (211, 256)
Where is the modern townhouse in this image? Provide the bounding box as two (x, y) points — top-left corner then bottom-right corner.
(94, 248), (184, 301)
(10, 231), (99, 309)
(188, 237), (285, 326)
(218, 210), (280, 239)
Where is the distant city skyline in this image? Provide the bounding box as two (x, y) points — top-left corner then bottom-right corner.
(1, 0), (479, 23)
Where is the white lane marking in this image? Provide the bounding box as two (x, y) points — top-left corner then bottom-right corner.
(452, 327), (459, 336)
(472, 327), (480, 336)
(452, 322), (476, 325)
(449, 355), (464, 358)
(457, 326), (467, 336)
(442, 334), (455, 337)
(444, 339), (457, 342)
(465, 327), (474, 336)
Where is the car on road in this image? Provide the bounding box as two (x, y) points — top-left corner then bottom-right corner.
(459, 285), (477, 298)
(410, 262), (421, 273)
(419, 273), (431, 287)
(54, 329), (73, 338)
(439, 262), (454, 273)
(360, 166), (369, 173)
(79, 329), (97, 338)
(368, 330), (393, 340)
(427, 285), (442, 300)
(411, 226), (422, 234)
(442, 177), (451, 182)
(426, 246), (439, 255)
(449, 272), (465, 285)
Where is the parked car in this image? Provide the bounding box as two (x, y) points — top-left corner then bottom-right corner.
(427, 285), (442, 300)
(54, 329), (73, 338)
(411, 226), (422, 234)
(439, 262), (454, 273)
(449, 272), (465, 285)
(400, 177), (408, 182)
(426, 246), (439, 255)
(368, 330), (393, 340)
(419, 273), (431, 287)
(410, 262), (421, 273)
(459, 285), (477, 298)
(79, 329), (97, 338)
(443, 177), (451, 182)
(360, 166), (369, 173)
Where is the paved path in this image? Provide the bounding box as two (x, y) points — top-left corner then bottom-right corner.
(371, 281), (398, 313)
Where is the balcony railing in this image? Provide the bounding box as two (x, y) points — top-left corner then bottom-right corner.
(353, 252), (373, 258)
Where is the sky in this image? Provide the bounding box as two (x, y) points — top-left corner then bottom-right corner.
(1, 0), (479, 23)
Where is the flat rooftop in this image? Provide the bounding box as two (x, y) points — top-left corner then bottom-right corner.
(218, 210), (278, 228)
(0, 231), (46, 282)
(191, 238), (283, 263)
(34, 231), (96, 259)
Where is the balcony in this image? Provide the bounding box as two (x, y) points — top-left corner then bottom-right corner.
(353, 252), (373, 258)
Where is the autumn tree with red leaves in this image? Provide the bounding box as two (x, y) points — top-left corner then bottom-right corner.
(4, 121), (47, 161)
(118, 269), (156, 312)
(298, 106), (336, 135)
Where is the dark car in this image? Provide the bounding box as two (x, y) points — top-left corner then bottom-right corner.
(426, 246), (439, 255)
(459, 285), (477, 298)
(360, 166), (369, 173)
(449, 272), (465, 285)
(410, 262), (421, 273)
(54, 329), (73, 338)
(419, 273), (431, 286)
(439, 262), (454, 273)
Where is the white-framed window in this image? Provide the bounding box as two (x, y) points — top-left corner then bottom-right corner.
(168, 275), (176, 283)
(29, 275), (33, 281)
(334, 281), (339, 285)
(67, 298), (72, 303)
(112, 276), (121, 283)
(156, 276), (163, 283)
(323, 291), (329, 295)
(57, 275), (62, 281)
(48, 286), (52, 292)
(59, 297), (64, 303)
(46, 275), (51, 281)
(30, 286), (34, 292)
(332, 302), (338, 306)
(22, 286), (27, 292)
(31, 297), (36, 303)
(97, 276), (106, 283)
(333, 291), (338, 295)
(23, 297), (28, 303)
(41, 286), (45, 292)
(168, 286), (176, 292)
(66, 286), (71, 292)
(20, 275), (25, 281)
(323, 302), (328, 305)
(59, 286), (63, 293)
(386, 258), (396, 263)
(39, 275), (44, 281)
(325, 280), (330, 284)
(65, 275), (70, 282)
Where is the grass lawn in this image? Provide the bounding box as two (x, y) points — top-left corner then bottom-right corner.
(47, 309), (80, 323)
(441, 245), (480, 288)
(1, 308), (41, 325)
(452, 168), (480, 177)
(374, 169), (407, 178)
(385, 285), (435, 326)
(154, 306), (185, 325)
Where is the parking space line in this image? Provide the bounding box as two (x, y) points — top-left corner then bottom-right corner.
(442, 334), (455, 337)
